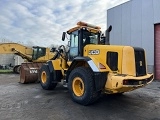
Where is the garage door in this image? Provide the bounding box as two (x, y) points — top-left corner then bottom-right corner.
(154, 24), (160, 80)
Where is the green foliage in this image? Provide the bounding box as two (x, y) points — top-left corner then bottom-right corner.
(0, 69), (13, 73)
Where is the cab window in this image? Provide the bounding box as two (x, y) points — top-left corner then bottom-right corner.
(69, 30), (78, 60)
(82, 30), (99, 46)
(32, 47), (46, 60)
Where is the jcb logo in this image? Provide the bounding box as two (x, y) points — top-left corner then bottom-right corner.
(89, 50), (100, 55)
(30, 70), (38, 74)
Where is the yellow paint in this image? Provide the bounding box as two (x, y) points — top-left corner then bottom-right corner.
(0, 42), (55, 62)
(33, 48), (55, 62)
(67, 61), (72, 66)
(41, 71), (47, 84)
(83, 44), (153, 94)
(84, 44), (124, 73)
(50, 44), (154, 95)
(51, 59), (61, 70)
(72, 77), (84, 97)
(122, 46), (136, 76)
(104, 73), (153, 94)
(48, 22), (154, 95)
(0, 43), (33, 55)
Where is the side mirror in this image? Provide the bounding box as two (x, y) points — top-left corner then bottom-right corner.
(62, 32), (66, 41)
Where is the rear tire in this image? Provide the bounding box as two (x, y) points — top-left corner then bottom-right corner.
(13, 65), (21, 74)
(16, 65), (21, 74)
(68, 67), (101, 105)
(40, 64), (57, 90)
(112, 93), (124, 96)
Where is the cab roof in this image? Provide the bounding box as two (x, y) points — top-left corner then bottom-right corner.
(67, 21), (101, 34)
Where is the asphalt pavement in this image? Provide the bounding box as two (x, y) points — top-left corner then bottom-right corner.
(0, 74), (160, 120)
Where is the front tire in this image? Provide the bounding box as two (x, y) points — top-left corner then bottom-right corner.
(40, 64), (57, 90)
(68, 67), (101, 105)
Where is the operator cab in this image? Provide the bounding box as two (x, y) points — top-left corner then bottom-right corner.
(62, 21), (101, 61)
(32, 46), (46, 60)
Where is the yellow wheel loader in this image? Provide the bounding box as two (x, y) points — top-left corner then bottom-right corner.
(39, 21), (153, 105)
(0, 43), (55, 83)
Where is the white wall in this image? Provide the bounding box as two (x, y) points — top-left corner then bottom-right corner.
(0, 54), (14, 66)
(107, 0), (160, 72)
(0, 54), (24, 67)
(14, 55), (24, 66)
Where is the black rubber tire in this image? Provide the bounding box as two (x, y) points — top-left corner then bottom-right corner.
(111, 93), (124, 96)
(13, 65), (21, 74)
(13, 66), (17, 73)
(16, 65), (21, 74)
(68, 67), (101, 105)
(40, 64), (57, 90)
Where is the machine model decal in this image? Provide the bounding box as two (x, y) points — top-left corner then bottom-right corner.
(30, 68), (38, 74)
(89, 49), (100, 55)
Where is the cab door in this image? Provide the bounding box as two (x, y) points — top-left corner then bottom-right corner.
(68, 30), (79, 61)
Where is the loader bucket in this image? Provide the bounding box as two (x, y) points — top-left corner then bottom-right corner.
(20, 62), (44, 84)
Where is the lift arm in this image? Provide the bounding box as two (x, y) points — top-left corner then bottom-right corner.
(0, 43), (33, 62)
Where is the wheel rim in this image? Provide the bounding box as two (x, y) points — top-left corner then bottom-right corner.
(72, 77), (84, 97)
(41, 71), (47, 83)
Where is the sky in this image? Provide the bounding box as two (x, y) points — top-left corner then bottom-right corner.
(0, 0), (129, 48)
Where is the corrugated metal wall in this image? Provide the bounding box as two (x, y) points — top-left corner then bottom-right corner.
(107, 0), (160, 73)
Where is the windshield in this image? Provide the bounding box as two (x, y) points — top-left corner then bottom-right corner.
(82, 30), (100, 46)
(32, 47), (46, 60)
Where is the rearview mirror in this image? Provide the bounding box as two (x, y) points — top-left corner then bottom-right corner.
(62, 32), (66, 41)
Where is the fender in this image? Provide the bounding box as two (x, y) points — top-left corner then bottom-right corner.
(67, 56), (99, 73)
(46, 61), (62, 82)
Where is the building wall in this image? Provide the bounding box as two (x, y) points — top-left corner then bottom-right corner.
(0, 54), (15, 66)
(107, 0), (160, 73)
(0, 54), (24, 67)
(14, 55), (25, 66)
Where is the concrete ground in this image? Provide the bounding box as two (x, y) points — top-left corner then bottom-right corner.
(0, 74), (160, 120)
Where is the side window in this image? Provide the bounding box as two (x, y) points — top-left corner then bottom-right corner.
(107, 52), (118, 71)
(69, 30), (79, 60)
(32, 47), (46, 60)
(38, 48), (46, 57)
(71, 34), (78, 47)
(32, 48), (37, 60)
(82, 31), (99, 46)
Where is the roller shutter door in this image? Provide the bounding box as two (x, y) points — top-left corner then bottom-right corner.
(154, 24), (160, 80)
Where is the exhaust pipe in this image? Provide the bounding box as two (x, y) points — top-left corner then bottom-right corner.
(105, 25), (112, 45)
